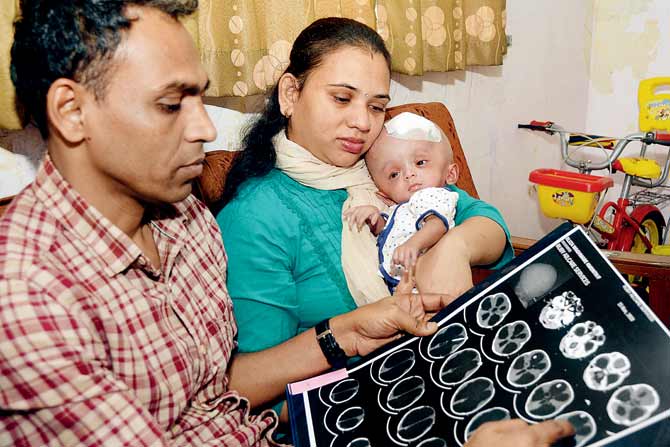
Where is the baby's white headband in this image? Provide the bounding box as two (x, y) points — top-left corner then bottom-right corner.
(383, 112), (442, 143)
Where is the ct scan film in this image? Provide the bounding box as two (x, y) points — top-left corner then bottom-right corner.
(287, 224), (670, 447)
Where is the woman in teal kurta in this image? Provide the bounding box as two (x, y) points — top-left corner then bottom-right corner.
(218, 171), (512, 356)
(215, 18), (512, 421)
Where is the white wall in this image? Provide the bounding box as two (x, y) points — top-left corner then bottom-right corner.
(391, 0), (670, 240)
(390, 0), (594, 239)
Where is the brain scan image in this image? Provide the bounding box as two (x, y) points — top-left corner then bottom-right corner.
(450, 377), (496, 416)
(387, 375), (425, 411)
(336, 406), (365, 432)
(525, 379), (575, 419)
(492, 321), (531, 356)
(397, 406), (436, 442)
(427, 323), (468, 359)
(476, 292), (512, 328)
(556, 411), (597, 447)
(539, 291), (584, 330)
(416, 438), (448, 447)
(378, 348), (415, 383)
(507, 349), (552, 387)
(559, 321), (606, 359)
(329, 379), (360, 404)
(607, 384), (660, 427)
(464, 407), (511, 441)
(583, 352), (631, 392)
(514, 263), (558, 308)
(346, 439), (371, 447)
(438, 348), (482, 386)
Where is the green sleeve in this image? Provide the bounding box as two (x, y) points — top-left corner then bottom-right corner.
(449, 185), (514, 269)
(216, 199), (300, 355)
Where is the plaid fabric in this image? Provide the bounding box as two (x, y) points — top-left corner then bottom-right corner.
(0, 156), (277, 446)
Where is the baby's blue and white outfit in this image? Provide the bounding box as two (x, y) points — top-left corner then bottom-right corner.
(377, 186), (458, 292)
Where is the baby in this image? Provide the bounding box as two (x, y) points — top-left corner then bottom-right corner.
(345, 112), (460, 292)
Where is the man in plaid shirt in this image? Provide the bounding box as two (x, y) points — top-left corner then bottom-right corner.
(0, 1), (577, 446)
(0, 1), (457, 445)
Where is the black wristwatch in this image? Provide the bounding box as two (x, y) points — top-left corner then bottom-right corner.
(315, 319), (348, 369)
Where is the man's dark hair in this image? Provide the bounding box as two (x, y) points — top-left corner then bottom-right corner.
(11, 0), (198, 138)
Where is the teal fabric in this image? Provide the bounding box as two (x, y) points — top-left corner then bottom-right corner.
(218, 170), (513, 356)
(217, 169), (512, 415)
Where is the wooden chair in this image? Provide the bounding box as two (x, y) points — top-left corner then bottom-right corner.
(194, 102), (479, 207)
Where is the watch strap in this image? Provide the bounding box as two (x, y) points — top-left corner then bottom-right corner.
(315, 319), (348, 369)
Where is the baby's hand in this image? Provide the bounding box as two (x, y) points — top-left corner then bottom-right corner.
(343, 205), (382, 233)
(392, 240), (422, 271)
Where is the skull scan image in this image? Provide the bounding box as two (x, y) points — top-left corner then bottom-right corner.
(583, 352), (631, 392)
(559, 321), (606, 359)
(416, 438), (448, 447)
(427, 323), (468, 359)
(378, 348), (415, 383)
(438, 348), (482, 386)
(464, 407), (511, 441)
(607, 383), (660, 427)
(397, 405), (436, 442)
(525, 379), (575, 419)
(492, 321), (532, 356)
(336, 406), (365, 432)
(476, 292), (512, 329)
(329, 379), (360, 404)
(556, 411), (597, 447)
(514, 263), (558, 308)
(506, 349), (552, 388)
(387, 375), (425, 411)
(450, 377), (496, 416)
(539, 291), (584, 330)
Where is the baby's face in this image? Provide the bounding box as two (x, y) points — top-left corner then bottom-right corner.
(367, 129), (458, 203)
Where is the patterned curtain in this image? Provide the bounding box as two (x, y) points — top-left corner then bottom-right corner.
(376, 0), (507, 74)
(188, 0), (506, 96)
(0, 0), (23, 130)
(0, 0), (506, 129)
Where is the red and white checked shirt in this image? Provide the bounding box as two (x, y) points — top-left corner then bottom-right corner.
(0, 157), (278, 446)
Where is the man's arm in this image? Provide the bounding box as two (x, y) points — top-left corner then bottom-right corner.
(0, 278), (171, 446)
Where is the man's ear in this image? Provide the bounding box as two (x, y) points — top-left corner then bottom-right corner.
(45, 78), (87, 144)
(445, 162), (460, 185)
(277, 73), (300, 118)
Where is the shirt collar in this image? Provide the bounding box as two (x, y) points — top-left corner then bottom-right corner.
(34, 155), (192, 277)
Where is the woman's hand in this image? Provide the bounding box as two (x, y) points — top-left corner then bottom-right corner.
(330, 269), (448, 357)
(465, 419), (574, 447)
(343, 205), (383, 234)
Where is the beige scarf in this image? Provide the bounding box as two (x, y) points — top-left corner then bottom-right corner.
(273, 132), (390, 305)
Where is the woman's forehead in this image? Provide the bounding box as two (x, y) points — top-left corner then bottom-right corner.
(307, 46), (390, 94)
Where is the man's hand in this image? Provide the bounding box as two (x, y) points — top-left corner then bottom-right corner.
(466, 419), (574, 447)
(343, 205), (383, 234)
(330, 269), (452, 357)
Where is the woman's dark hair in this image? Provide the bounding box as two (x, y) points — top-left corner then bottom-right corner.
(218, 17), (391, 208)
(11, 0), (198, 138)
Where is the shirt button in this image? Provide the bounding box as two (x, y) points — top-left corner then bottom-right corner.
(200, 344), (208, 356)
